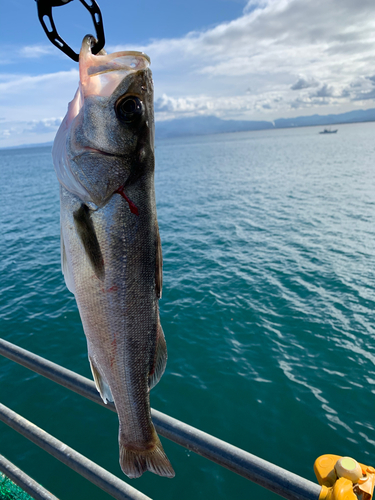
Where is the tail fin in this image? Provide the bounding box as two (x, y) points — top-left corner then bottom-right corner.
(119, 434), (175, 479)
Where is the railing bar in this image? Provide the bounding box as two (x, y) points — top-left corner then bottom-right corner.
(0, 453), (60, 500)
(0, 339), (101, 407)
(0, 403), (152, 500)
(151, 410), (320, 500)
(0, 339), (321, 500)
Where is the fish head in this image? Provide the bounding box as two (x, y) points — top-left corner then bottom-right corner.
(53, 36), (154, 208)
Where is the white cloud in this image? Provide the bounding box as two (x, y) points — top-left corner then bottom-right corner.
(311, 84), (336, 98)
(2, 0), (375, 146)
(109, 0), (375, 117)
(25, 118), (62, 134)
(291, 76), (319, 91)
(0, 69), (78, 146)
(0, 117), (63, 147)
(0, 69), (78, 123)
(0, 129), (13, 138)
(0, 69), (78, 97)
(243, 0), (276, 14)
(155, 94), (216, 115)
(19, 45), (57, 58)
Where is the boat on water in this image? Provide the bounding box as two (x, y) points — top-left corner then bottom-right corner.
(319, 128), (338, 134)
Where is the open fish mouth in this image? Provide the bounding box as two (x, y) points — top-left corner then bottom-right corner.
(79, 37), (151, 98)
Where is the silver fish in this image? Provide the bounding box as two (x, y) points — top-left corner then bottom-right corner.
(52, 36), (174, 479)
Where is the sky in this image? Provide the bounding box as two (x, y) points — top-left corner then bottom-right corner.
(1, 0), (375, 147)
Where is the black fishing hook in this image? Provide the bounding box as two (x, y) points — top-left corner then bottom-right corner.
(35, 0), (105, 62)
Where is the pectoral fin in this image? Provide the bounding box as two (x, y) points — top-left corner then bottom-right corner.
(149, 324), (167, 390)
(73, 203), (104, 280)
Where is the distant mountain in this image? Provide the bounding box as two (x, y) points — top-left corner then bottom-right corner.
(2, 108), (375, 150)
(155, 115), (274, 139)
(155, 108), (375, 139)
(274, 108), (375, 128)
(0, 141), (53, 150)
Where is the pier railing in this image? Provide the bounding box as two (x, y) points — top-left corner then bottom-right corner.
(0, 338), (322, 500)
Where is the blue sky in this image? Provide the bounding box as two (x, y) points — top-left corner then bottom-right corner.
(2, 0), (375, 147)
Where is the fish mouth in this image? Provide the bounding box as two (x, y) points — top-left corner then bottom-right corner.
(74, 147), (123, 159)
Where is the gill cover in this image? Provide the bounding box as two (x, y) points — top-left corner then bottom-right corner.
(52, 35), (150, 203)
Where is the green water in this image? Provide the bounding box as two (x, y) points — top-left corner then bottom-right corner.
(1, 122), (375, 499)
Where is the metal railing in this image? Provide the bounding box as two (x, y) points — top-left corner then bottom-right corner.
(0, 338), (322, 500)
(0, 454), (59, 500)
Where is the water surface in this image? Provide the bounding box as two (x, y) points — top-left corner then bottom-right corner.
(1, 122), (375, 499)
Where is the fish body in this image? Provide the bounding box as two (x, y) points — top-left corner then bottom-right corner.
(52, 36), (174, 479)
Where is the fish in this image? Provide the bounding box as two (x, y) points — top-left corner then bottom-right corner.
(52, 35), (174, 479)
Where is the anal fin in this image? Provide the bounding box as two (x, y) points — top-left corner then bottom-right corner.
(89, 356), (114, 404)
(149, 324), (168, 390)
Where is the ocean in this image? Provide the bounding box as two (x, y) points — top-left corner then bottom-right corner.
(1, 121), (375, 500)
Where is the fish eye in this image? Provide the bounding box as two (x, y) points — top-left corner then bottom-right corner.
(115, 96), (143, 123)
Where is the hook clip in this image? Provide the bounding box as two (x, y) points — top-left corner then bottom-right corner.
(35, 0), (105, 62)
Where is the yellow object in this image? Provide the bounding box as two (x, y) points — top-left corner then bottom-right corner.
(335, 458), (363, 483)
(314, 454), (375, 500)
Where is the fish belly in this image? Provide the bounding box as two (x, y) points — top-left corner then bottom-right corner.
(60, 185), (174, 478)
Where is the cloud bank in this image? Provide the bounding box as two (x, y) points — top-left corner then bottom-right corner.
(2, 0), (375, 146)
